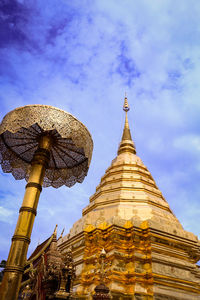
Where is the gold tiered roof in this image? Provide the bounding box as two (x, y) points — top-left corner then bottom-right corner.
(60, 98), (200, 299)
(69, 96), (184, 236)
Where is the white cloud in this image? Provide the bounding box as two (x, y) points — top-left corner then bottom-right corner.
(0, 207), (14, 224)
(174, 134), (200, 153)
(1, 0), (200, 260)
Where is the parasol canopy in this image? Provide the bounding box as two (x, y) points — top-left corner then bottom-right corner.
(0, 105), (93, 188)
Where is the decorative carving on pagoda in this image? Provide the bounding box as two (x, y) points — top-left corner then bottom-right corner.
(93, 249), (111, 300)
(77, 223), (153, 298)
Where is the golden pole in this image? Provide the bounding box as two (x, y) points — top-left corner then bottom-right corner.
(0, 135), (52, 300)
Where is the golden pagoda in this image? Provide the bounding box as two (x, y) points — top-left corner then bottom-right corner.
(59, 97), (200, 299)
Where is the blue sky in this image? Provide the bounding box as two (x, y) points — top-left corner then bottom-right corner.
(0, 0), (200, 260)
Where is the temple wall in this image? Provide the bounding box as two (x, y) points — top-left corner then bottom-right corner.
(59, 223), (200, 299)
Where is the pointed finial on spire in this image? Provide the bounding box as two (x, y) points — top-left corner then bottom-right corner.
(53, 224), (58, 236)
(123, 93), (130, 112)
(58, 227), (65, 240)
(118, 95), (136, 155)
(51, 224), (58, 245)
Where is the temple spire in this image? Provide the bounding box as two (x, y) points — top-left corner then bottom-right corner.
(118, 95), (136, 155)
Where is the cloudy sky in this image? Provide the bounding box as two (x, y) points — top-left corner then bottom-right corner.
(0, 0), (200, 261)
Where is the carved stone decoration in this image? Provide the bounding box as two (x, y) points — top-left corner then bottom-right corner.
(55, 248), (76, 299)
(91, 249), (111, 300)
(93, 248), (110, 285)
(54, 264), (70, 299)
(41, 234), (64, 297)
(42, 261), (60, 297)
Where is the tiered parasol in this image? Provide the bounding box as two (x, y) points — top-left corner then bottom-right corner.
(0, 105), (93, 300)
